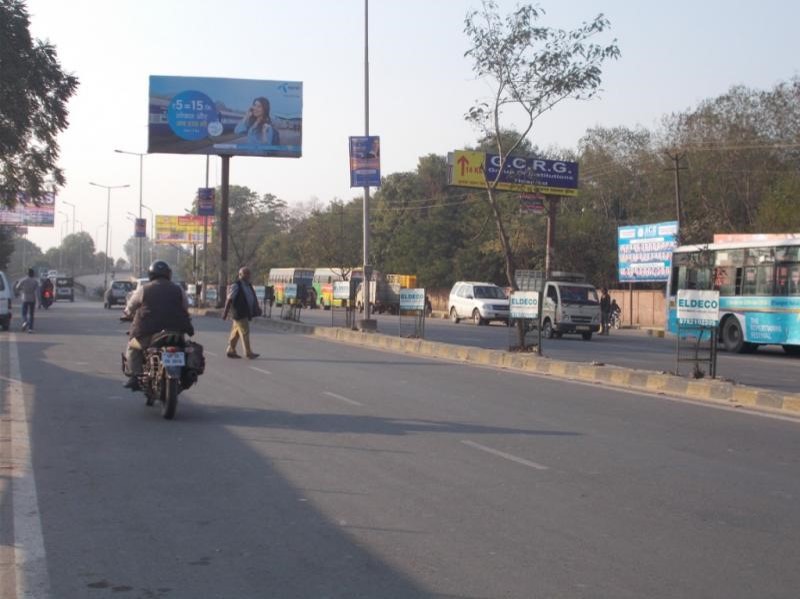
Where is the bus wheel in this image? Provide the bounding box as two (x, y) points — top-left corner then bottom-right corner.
(782, 345), (800, 356)
(721, 317), (755, 353)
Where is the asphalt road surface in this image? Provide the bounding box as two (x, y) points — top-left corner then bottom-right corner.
(3, 299), (800, 598)
(292, 308), (800, 395)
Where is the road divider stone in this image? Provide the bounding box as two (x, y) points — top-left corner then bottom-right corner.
(192, 308), (800, 416)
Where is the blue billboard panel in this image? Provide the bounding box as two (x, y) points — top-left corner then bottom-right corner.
(349, 136), (381, 187)
(485, 154), (579, 196)
(148, 76), (302, 158)
(618, 221), (678, 282)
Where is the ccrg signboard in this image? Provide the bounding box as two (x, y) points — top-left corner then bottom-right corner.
(618, 221), (678, 283)
(148, 75), (303, 158)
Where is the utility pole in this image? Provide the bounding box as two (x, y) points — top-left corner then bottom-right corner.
(665, 151), (686, 243)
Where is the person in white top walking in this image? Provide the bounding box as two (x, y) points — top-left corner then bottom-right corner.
(15, 268), (40, 333)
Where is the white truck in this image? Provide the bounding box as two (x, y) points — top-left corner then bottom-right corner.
(515, 271), (602, 340)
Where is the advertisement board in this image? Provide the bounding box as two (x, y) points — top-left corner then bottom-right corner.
(197, 187), (215, 216)
(448, 151), (579, 197)
(155, 215), (214, 244)
(618, 221), (678, 283)
(148, 75), (303, 158)
(677, 290), (720, 327)
(333, 281), (351, 300)
(399, 288), (426, 311)
(134, 218), (147, 238)
(349, 136), (381, 187)
(0, 192), (56, 227)
(509, 291), (540, 319)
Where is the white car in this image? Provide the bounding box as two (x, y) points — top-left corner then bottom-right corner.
(0, 271), (13, 331)
(448, 281), (509, 325)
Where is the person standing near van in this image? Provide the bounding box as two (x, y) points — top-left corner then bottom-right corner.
(15, 268), (39, 333)
(600, 287), (611, 335)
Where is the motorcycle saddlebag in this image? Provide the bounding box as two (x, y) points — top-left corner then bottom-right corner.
(185, 341), (205, 374)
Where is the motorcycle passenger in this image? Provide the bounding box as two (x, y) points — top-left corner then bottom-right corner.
(123, 260), (194, 390)
(40, 277), (54, 308)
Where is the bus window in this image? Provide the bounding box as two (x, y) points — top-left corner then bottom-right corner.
(789, 266), (800, 296)
(742, 267), (757, 295)
(756, 266), (774, 296)
(713, 266), (735, 296)
(776, 265), (790, 296)
(686, 267), (712, 290)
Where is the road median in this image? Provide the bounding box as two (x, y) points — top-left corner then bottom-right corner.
(192, 308), (800, 416)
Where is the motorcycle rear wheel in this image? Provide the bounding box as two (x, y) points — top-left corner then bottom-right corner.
(161, 377), (179, 420)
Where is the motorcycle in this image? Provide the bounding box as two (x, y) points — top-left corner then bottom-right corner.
(41, 288), (53, 309)
(121, 328), (205, 420)
(610, 310), (622, 330)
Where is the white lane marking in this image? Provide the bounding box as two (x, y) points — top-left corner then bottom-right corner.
(206, 351), (218, 357)
(461, 440), (549, 471)
(6, 333), (53, 598)
(249, 366), (273, 375)
(322, 391), (363, 406)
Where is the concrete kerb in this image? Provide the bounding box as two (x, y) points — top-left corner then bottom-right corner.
(192, 308), (800, 416)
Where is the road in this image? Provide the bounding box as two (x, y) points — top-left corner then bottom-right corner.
(3, 299), (800, 598)
(291, 307), (800, 395)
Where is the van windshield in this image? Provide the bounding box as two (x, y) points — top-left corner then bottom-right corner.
(474, 286), (506, 299)
(559, 285), (599, 304)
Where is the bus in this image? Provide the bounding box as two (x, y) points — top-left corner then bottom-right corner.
(312, 268), (357, 309)
(666, 238), (800, 354)
(267, 268), (314, 306)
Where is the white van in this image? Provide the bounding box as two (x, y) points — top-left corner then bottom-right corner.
(540, 278), (601, 340)
(0, 271), (13, 331)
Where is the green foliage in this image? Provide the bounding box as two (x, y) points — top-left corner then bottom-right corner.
(0, 0), (78, 204)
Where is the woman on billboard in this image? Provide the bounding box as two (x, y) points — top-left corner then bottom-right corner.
(234, 97), (279, 145)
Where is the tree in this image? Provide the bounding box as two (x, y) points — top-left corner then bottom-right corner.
(0, 0), (79, 205)
(463, 0), (619, 288)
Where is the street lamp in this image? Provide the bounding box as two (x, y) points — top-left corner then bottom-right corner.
(115, 149), (146, 277)
(58, 210), (69, 270)
(90, 181), (129, 292)
(62, 200), (76, 234)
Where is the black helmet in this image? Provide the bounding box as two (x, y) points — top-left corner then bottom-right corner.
(148, 260), (172, 281)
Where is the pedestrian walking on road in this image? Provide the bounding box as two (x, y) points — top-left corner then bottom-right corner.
(222, 266), (262, 359)
(600, 287), (611, 335)
(15, 269), (40, 333)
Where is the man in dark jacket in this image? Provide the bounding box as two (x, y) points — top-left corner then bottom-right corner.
(222, 266), (261, 359)
(123, 260), (194, 389)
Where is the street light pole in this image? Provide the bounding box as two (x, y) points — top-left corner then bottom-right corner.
(62, 200), (76, 234)
(58, 210), (69, 270)
(115, 149), (145, 276)
(90, 182), (129, 292)
(142, 203), (154, 266)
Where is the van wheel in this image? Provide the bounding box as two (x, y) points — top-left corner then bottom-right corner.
(542, 319), (554, 339)
(472, 309), (485, 326)
(450, 307), (460, 324)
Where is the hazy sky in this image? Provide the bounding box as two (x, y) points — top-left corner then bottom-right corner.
(20, 0), (800, 260)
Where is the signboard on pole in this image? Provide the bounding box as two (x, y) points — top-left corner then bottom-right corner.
(519, 193), (546, 214)
(0, 192), (56, 227)
(333, 281), (351, 300)
(510, 291), (540, 319)
(197, 187), (215, 216)
(399, 288), (426, 311)
(134, 218), (147, 238)
(284, 284), (297, 300)
(618, 221), (678, 283)
(349, 136), (381, 187)
(155, 215), (214, 244)
(448, 151), (579, 197)
(677, 290), (720, 327)
(148, 75), (303, 158)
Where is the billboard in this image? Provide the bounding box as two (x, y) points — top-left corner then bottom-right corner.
(148, 76), (303, 158)
(448, 151), (579, 197)
(618, 221), (678, 283)
(349, 136), (381, 187)
(155, 215), (214, 245)
(0, 192), (56, 227)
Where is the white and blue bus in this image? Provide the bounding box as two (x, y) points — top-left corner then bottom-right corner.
(667, 239), (800, 354)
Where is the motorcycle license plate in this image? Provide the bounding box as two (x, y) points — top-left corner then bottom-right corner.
(161, 352), (185, 367)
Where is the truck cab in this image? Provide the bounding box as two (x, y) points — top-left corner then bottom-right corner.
(540, 274), (601, 340)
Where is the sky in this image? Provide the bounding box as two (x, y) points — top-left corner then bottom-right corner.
(19, 0), (800, 261)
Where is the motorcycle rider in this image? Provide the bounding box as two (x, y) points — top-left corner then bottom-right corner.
(40, 276), (54, 308)
(123, 260), (194, 390)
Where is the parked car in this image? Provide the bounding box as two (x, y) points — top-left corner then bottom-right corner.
(448, 281), (509, 325)
(104, 280), (135, 308)
(0, 270), (13, 331)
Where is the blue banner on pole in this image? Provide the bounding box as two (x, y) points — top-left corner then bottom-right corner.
(349, 136), (381, 187)
(617, 221), (678, 282)
(197, 187), (215, 216)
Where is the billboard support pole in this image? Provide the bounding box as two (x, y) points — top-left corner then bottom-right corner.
(218, 155), (230, 308)
(202, 155), (209, 306)
(545, 197), (559, 279)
